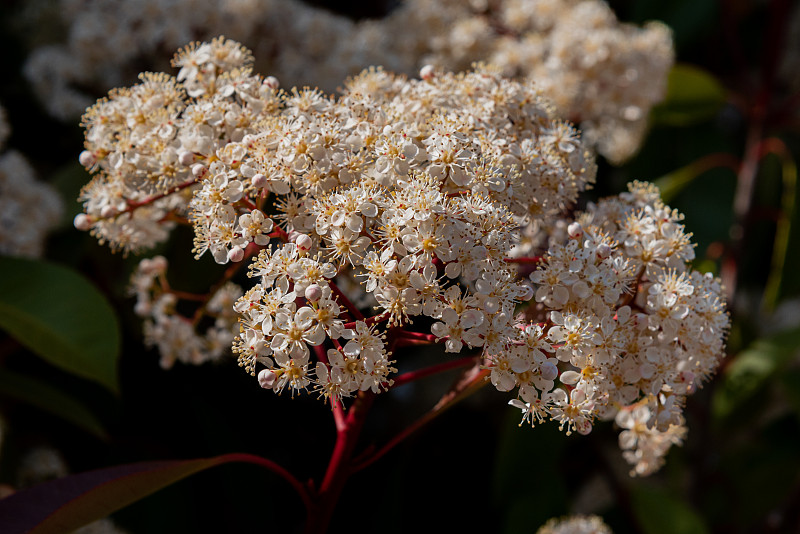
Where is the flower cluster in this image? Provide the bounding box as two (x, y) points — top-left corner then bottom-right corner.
(129, 255), (242, 369)
(27, 0), (672, 162)
(537, 515), (612, 534)
(0, 103), (63, 258)
(76, 38), (726, 475)
(507, 181), (728, 472)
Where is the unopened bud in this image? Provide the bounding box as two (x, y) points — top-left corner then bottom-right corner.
(264, 76), (280, 90)
(420, 65), (436, 81)
(73, 213), (93, 231)
(596, 243), (612, 259)
(252, 173), (268, 189)
(567, 222), (583, 239)
(79, 150), (96, 168)
(228, 246), (245, 263)
(258, 369), (277, 389)
(191, 163), (208, 177)
(178, 150), (195, 166)
(305, 284), (323, 302)
(294, 233), (313, 252)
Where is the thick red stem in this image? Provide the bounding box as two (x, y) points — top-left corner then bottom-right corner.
(305, 392), (375, 534)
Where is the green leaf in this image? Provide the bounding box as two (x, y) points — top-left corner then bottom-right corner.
(0, 370), (108, 439)
(651, 64), (726, 126)
(0, 453), (297, 534)
(653, 153), (738, 204)
(493, 412), (567, 534)
(713, 326), (800, 419)
(631, 486), (709, 534)
(0, 257), (120, 393)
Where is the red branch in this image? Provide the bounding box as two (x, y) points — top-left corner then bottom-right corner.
(342, 312), (389, 330)
(391, 355), (478, 389)
(221, 453), (312, 512)
(328, 280), (365, 320)
(104, 177), (200, 221)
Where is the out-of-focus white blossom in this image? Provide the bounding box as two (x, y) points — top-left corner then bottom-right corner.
(27, 0), (672, 162)
(537, 514), (613, 534)
(0, 104), (64, 258)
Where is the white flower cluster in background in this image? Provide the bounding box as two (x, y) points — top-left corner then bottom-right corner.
(26, 0), (672, 163)
(76, 38), (726, 475)
(0, 104), (63, 258)
(129, 255), (242, 369)
(537, 515), (612, 534)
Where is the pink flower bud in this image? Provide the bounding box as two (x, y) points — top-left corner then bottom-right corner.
(178, 150), (195, 166)
(191, 163), (208, 177)
(100, 205), (116, 218)
(228, 246), (245, 263)
(596, 243), (612, 259)
(305, 284), (323, 302)
(73, 213), (92, 231)
(258, 369), (277, 389)
(420, 65), (436, 81)
(79, 150), (96, 168)
(568, 222), (583, 239)
(294, 233), (313, 252)
(264, 76), (280, 90)
(251, 173), (268, 189)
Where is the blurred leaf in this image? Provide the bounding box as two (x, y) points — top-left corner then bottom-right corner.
(654, 153), (738, 203)
(0, 453), (287, 534)
(713, 326), (800, 419)
(0, 257), (120, 393)
(780, 368), (800, 419)
(0, 370), (107, 439)
(631, 486), (708, 534)
(493, 412), (567, 534)
(761, 144), (797, 311)
(651, 64), (726, 126)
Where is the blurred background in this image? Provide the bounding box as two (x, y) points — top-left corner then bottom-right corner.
(1, 0), (799, 532)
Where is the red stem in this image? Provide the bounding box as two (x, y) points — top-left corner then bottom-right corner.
(342, 312), (389, 330)
(305, 392), (375, 533)
(391, 355), (478, 389)
(101, 177), (200, 221)
(218, 452), (312, 512)
(351, 368), (490, 473)
(396, 330), (439, 343)
(328, 280), (365, 320)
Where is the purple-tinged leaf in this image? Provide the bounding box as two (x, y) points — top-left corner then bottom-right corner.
(0, 453), (310, 534)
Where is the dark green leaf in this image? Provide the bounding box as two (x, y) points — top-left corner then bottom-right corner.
(0, 370), (107, 439)
(713, 326), (800, 419)
(0, 257), (120, 393)
(651, 64), (726, 126)
(493, 411), (567, 534)
(631, 486), (708, 534)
